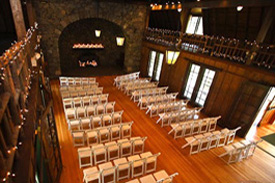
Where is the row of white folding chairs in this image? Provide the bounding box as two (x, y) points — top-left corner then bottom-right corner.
(60, 82), (99, 92)
(72, 122), (134, 146)
(68, 111), (124, 131)
(125, 82), (159, 95)
(63, 94), (109, 109)
(156, 107), (203, 127)
(120, 78), (151, 91)
(113, 72), (140, 87)
(182, 127), (241, 155)
(138, 93), (179, 110)
(126, 171), (178, 183)
(61, 87), (103, 98)
(219, 139), (262, 164)
(146, 100), (189, 117)
(78, 136), (148, 167)
(60, 77), (96, 86)
(168, 116), (221, 139)
(83, 151), (160, 183)
(119, 78), (150, 90)
(64, 102), (116, 120)
(131, 87), (169, 102)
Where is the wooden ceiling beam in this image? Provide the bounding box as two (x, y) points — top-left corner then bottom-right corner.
(182, 0), (275, 9)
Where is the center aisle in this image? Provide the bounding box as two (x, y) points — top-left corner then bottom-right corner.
(51, 75), (275, 183)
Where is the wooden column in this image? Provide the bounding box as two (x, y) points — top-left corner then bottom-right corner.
(0, 151), (7, 178)
(9, 0), (27, 40)
(26, 0), (36, 27)
(0, 130), (9, 158)
(180, 8), (191, 33)
(2, 114), (14, 146)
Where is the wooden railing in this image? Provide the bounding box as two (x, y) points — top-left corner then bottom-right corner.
(144, 28), (275, 71)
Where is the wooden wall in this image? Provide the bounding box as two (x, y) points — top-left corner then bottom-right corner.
(140, 41), (275, 128)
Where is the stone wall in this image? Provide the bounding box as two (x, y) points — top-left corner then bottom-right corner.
(33, 0), (148, 76)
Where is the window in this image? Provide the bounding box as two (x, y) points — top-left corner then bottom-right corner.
(148, 51), (156, 77)
(153, 53), (164, 81)
(195, 69), (216, 106)
(182, 63), (216, 106)
(184, 64), (201, 99)
(147, 50), (164, 81)
(186, 16), (203, 35)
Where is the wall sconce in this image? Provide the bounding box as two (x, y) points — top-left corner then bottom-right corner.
(95, 30), (101, 37)
(116, 37), (125, 46)
(166, 50), (180, 65)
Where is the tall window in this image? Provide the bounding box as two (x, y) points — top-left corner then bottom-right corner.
(195, 69), (216, 106)
(182, 63), (216, 106)
(147, 50), (164, 81)
(186, 16), (203, 35)
(148, 51), (157, 77)
(184, 64), (201, 99)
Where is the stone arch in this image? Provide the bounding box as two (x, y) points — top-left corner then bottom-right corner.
(34, 1), (147, 76)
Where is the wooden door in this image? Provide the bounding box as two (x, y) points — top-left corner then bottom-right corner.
(229, 81), (270, 137)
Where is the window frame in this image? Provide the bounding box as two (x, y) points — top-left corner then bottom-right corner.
(181, 62), (218, 107)
(147, 49), (164, 81)
(185, 15), (203, 35)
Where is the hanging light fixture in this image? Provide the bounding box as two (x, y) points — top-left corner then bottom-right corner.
(116, 37), (125, 46)
(95, 0), (101, 38)
(166, 49), (180, 65)
(95, 30), (101, 37)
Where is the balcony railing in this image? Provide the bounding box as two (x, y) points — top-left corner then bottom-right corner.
(144, 28), (275, 71)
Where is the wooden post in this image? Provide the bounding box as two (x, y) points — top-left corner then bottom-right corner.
(0, 151), (7, 178)
(180, 8), (191, 33)
(9, 0), (27, 41)
(0, 130), (9, 158)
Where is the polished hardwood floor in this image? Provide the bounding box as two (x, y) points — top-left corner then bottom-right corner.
(51, 76), (275, 183)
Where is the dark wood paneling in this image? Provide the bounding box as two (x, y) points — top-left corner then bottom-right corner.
(140, 41), (275, 128)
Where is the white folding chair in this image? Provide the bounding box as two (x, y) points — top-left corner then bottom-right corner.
(78, 147), (92, 168)
(114, 158), (131, 181)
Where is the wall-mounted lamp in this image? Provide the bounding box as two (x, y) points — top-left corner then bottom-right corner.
(166, 50), (180, 65)
(95, 30), (101, 37)
(116, 37), (125, 46)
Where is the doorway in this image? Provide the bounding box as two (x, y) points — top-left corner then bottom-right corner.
(246, 87), (275, 140)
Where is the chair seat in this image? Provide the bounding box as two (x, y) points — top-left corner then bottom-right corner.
(122, 125), (131, 130)
(103, 115), (112, 121)
(113, 158), (129, 170)
(93, 116), (102, 122)
(153, 170), (169, 181)
(73, 132), (84, 138)
(140, 174), (156, 183)
(87, 131), (98, 137)
(113, 113), (121, 118)
(140, 152), (153, 159)
(126, 179), (140, 183)
(221, 128), (230, 134)
(99, 129), (109, 134)
(79, 150), (91, 157)
(98, 162), (114, 175)
(223, 145), (235, 152)
(111, 126), (120, 132)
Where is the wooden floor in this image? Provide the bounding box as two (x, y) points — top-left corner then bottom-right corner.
(51, 76), (275, 183)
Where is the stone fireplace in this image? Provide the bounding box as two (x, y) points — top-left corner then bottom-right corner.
(59, 18), (125, 76)
(33, 1), (147, 76)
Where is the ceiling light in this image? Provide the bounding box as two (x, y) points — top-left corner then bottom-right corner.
(237, 6), (243, 11)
